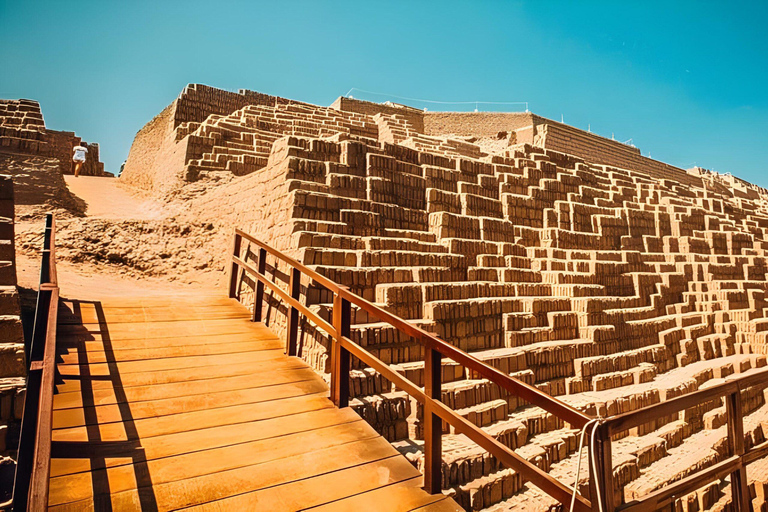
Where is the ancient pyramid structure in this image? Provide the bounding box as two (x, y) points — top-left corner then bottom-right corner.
(122, 84), (768, 511)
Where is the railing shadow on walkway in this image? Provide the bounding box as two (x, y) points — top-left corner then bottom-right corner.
(52, 298), (159, 511)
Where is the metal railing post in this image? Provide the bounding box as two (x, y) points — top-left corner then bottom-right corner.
(591, 423), (615, 512)
(423, 345), (442, 494)
(253, 247), (267, 322)
(286, 268), (301, 356)
(229, 232), (242, 299)
(331, 291), (351, 408)
(726, 390), (749, 512)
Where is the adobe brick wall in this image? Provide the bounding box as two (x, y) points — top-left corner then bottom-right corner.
(46, 129), (106, 176)
(120, 103), (178, 191)
(172, 83), (310, 128)
(123, 85), (768, 508)
(122, 85), (381, 196)
(528, 120), (702, 188)
(0, 98), (107, 176)
(423, 112), (534, 139)
(0, 99), (50, 156)
(331, 97), (425, 133)
(0, 174), (27, 459)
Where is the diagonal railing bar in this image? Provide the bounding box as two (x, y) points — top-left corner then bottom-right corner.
(229, 228), (594, 512)
(595, 366), (768, 512)
(11, 214), (59, 511)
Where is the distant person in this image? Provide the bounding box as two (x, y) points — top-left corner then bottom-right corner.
(72, 142), (88, 177)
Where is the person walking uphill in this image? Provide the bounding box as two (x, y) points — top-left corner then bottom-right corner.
(72, 142), (88, 177)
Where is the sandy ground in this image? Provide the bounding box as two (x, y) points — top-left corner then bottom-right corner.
(63, 175), (174, 220)
(17, 175), (224, 299)
(16, 253), (214, 300)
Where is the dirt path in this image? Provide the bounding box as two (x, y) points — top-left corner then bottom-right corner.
(14, 176), (223, 298)
(16, 253), (214, 300)
(63, 175), (174, 220)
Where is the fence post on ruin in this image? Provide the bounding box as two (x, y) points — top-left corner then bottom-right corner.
(331, 291), (351, 408)
(725, 389), (749, 512)
(229, 232), (242, 299)
(591, 423), (616, 512)
(253, 247), (267, 322)
(286, 267), (301, 357)
(423, 344), (442, 494)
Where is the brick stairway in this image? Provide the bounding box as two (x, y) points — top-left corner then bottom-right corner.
(230, 134), (768, 510)
(125, 86), (768, 510)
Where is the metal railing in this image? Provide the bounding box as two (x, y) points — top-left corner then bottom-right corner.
(12, 214), (59, 511)
(592, 366), (768, 512)
(231, 228), (768, 512)
(230, 228), (594, 512)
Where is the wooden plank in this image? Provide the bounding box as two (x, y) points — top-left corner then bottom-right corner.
(54, 365), (319, 396)
(52, 393), (334, 443)
(411, 498), (466, 511)
(57, 305), (250, 324)
(618, 456), (741, 512)
(48, 420), (382, 505)
(61, 297), (242, 310)
(49, 436), (401, 510)
(726, 392), (749, 512)
(178, 455), (422, 511)
(50, 407), (363, 478)
(53, 357), (308, 396)
(28, 285), (59, 511)
(743, 439), (768, 465)
(53, 376), (328, 428)
(56, 348), (286, 374)
(58, 330), (282, 351)
(61, 296), (237, 309)
(57, 339), (282, 364)
(302, 477), (447, 512)
(56, 317), (271, 340)
(605, 374), (764, 436)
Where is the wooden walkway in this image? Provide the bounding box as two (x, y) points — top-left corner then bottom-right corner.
(48, 295), (461, 512)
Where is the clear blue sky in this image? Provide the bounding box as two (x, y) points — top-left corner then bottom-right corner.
(1, 0), (766, 186)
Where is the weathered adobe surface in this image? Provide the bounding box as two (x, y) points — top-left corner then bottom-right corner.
(0, 175), (25, 470)
(118, 84), (768, 511)
(0, 98), (107, 177)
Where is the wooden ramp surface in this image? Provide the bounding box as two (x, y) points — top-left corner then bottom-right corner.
(48, 295), (461, 512)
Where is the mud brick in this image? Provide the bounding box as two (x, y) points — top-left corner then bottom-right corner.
(106, 83), (768, 510)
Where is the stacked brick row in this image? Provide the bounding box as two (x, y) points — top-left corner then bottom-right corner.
(250, 131), (768, 510)
(172, 83), (315, 128)
(0, 98), (106, 176)
(526, 121), (701, 188)
(0, 100), (50, 155)
(177, 102), (379, 182)
(161, 87), (768, 511)
(0, 175), (25, 463)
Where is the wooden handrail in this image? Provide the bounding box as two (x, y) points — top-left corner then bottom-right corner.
(604, 367), (768, 436)
(233, 229), (592, 429)
(12, 214), (59, 511)
(594, 366), (768, 512)
(230, 229), (593, 512)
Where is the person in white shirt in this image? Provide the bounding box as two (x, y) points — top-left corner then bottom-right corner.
(72, 143), (88, 177)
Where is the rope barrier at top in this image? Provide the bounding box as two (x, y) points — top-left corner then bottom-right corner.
(343, 88), (529, 112)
